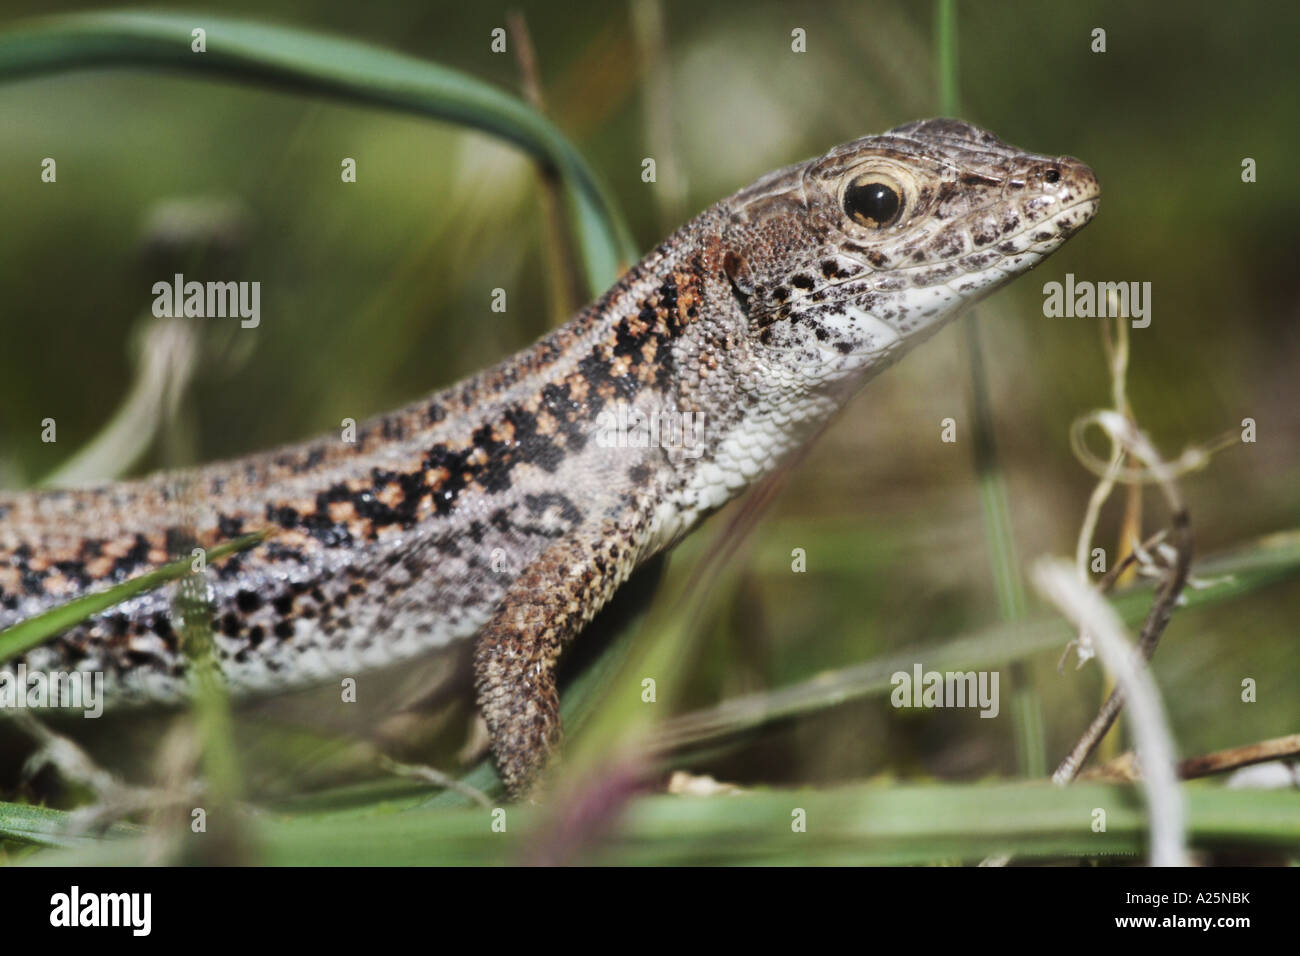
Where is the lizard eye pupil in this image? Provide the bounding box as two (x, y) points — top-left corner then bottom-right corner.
(843, 179), (901, 227)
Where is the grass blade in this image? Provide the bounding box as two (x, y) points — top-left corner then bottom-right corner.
(19, 782), (1300, 866)
(0, 530), (270, 666)
(0, 10), (637, 294)
(654, 527), (1300, 756)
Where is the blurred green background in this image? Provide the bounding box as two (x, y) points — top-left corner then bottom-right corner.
(0, 0), (1296, 809)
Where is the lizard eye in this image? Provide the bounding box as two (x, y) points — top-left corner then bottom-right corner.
(843, 176), (902, 228)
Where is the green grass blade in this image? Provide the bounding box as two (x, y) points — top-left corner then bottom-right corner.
(0, 802), (140, 849)
(0, 530), (270, 666)
(934, 0), (960, 116)
(933, 0), (1043, 776)
(19, 783), (1300, 866)
(0, 10), (637, 294)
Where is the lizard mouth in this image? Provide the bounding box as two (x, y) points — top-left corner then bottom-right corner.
(1019, 155), (1100, 241)
(970, 189), (1101, 272)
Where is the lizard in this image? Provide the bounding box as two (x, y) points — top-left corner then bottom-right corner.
(0, 118), (1100, 797)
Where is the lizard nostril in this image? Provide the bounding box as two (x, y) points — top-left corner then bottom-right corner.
(1044, 167), (1061, 184)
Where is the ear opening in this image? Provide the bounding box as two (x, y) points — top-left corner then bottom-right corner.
(722, 250), (753, 311)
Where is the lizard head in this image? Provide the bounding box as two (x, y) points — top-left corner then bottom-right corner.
(719, 118), (1099, 387)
